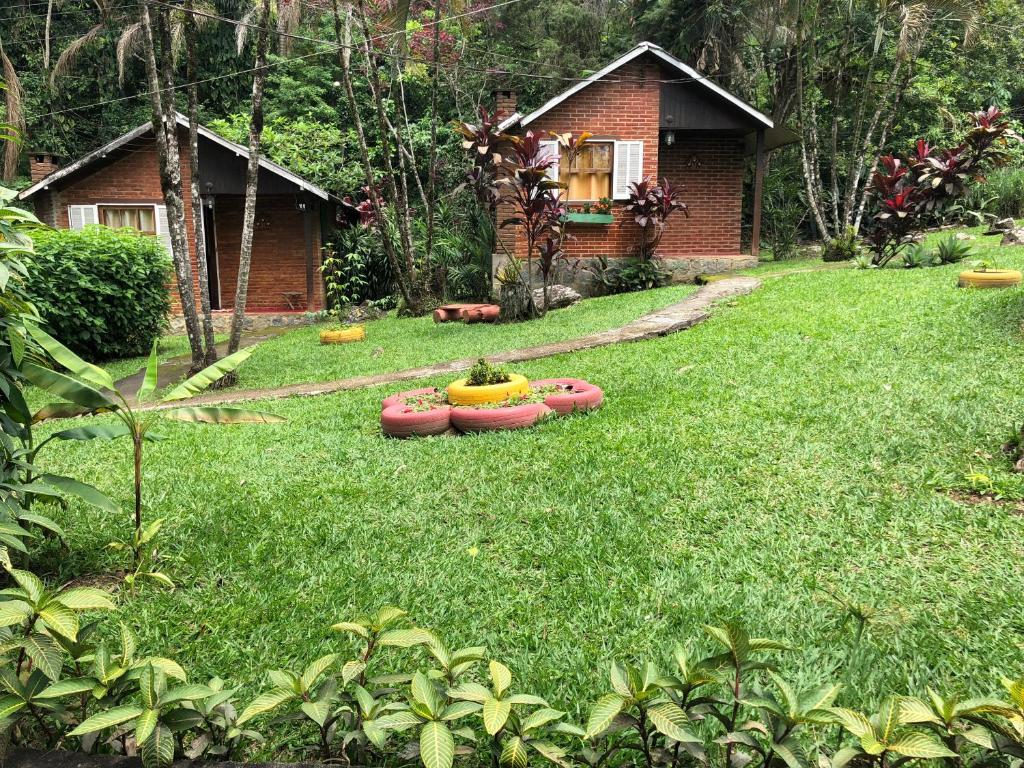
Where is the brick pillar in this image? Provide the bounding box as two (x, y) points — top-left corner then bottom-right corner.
(29, 153), (60, 183)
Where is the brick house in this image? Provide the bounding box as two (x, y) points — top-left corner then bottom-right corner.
(18, 112), (338, 317)
(494, 42), (796, 289)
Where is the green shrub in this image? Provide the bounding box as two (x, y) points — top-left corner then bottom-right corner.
(26, 225), (171, 360)
(935, 235), (974, 264)
(585, 256), (670, 295)
(823, 226), (861, 262)
(467, 357), (511, 386)
(961, 165), (1024, 220)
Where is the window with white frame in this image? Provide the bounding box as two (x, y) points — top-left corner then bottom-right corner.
(539, 139), (644, 202)
(68, 203), (172, 253)
(99, 205), (157, 235)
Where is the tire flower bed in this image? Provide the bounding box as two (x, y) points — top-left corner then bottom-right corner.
(380, 363), (603, 438)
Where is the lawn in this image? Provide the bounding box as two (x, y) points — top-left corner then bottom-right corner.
(118, 283), (700, 393)
(32, 231), (1024, 741)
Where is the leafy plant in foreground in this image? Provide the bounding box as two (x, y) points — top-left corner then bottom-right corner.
(22, 327), (284, 575)
(467, 359), (511, 387)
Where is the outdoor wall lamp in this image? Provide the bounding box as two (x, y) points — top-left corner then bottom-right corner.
(663, 130), (676, 147)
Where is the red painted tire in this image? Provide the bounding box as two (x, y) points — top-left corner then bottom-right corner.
(381, 404), (452, 438)
(530, 378), (603, 415)
(381, 387), (443, 412)
(450, 403), (553, 433)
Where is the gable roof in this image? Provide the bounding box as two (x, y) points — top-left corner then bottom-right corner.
(498, 41), (773, 132)
(19, 112), (334, 201)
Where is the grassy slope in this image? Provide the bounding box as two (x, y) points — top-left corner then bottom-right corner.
(33, 232), (1024, 728)
(102, 285), (698, 394)
(218, 284), (700, 390)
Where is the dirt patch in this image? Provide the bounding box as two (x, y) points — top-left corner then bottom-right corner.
(946, 488), (1024, 516)
(61, 571), (124, 592)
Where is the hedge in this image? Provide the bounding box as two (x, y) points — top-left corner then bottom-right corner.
(27, 225), (171, 360)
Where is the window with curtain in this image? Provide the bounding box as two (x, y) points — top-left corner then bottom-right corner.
(99, 205), (156, 235)
(559, 142), (613, 201)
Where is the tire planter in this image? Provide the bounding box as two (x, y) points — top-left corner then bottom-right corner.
(958, 269), (1023, 288)
(450, 402), (552, 433)
(447, 373), (529, 406)
(320, 325), (366, 344)
(381, 403), (452, 438)
(531, 378), (604, 415)
(381, 387), (443, 412)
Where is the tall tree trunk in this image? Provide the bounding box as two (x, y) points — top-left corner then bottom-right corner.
(226, 0), (272, 356)
(184, 0), (217, 365)
(424, 0), (442, 284)
(330, 0), (416, 310)
(44, 0), (54, 71)
(138, 0), (206, 373)
(353, 0), (422, 314)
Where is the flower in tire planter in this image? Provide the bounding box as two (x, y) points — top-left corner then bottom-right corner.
(450, 402), (552, 433)
(448, 373), (529, 405)
(381, 403), (452, 438)
(381, 387), (443, 411)
(530, 378), (604, 415)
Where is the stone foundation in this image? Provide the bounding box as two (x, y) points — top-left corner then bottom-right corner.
(492, 254), (758, 297)
(168, 311), (318, 335)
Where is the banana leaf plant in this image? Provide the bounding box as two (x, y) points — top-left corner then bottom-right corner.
(22, 325), (284, 570)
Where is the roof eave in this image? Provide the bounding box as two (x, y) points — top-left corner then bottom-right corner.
(515, 41), (773, 132)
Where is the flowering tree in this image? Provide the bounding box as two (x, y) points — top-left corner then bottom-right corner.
(625, 177), (688, 261)
(865, 107), (1021, 267)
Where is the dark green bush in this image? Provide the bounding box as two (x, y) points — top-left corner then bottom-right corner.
(26, 225), (171, 360)
(586, 256), (670, 295)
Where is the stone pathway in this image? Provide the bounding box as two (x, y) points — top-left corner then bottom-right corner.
(142, 276), (761, 410)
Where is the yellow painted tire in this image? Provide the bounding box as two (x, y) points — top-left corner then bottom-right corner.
(320, 325), (366, 344)
(446, 373), (529, 406)
(958, 270), (1022, 288)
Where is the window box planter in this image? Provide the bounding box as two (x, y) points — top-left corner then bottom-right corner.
(564, 212), (614, 224)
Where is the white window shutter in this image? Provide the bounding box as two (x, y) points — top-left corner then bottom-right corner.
(154, 205), (172, 253)
(68, 205), (97, 230)
(613, 140), (644, 200)
(538, 140), (560, 183)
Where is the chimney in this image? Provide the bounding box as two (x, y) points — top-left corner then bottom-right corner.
(494, 89), (517, 118)
(30, 152), (60, 183)
(488, 69), (517, 118)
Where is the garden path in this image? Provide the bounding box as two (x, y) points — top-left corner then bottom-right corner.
(136, 275), (761, 410)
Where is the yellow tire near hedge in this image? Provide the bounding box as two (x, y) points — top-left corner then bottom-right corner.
(446, 373), (530, 405)
(958, 269), (1023, 288)
(319, 325), (366, 344)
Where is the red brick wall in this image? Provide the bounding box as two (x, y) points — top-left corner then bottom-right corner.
(657, 136), (744, 257)
(37, 132), (324, 313)
(499, 53), (746, 263)
(213, 195), (323, 312)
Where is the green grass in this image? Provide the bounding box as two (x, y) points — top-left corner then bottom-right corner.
(30, 231), (1024, 742)
(114, 285), (698, 393)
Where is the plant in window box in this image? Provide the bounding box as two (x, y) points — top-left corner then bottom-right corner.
(626, 177), (688, 262)
(594, 197), (613, 215)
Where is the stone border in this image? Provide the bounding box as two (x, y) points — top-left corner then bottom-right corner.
(143, 276), (760, 410)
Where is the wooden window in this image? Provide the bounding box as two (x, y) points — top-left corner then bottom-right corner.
(559, 142), (613, 202)
(99, 205), (157, 235)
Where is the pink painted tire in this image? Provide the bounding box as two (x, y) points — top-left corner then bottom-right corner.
(381, 404), (452, 438)
(450, 403), (553, 433)
(530, 378), (604, 415)
(381, 387), (442, 412)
